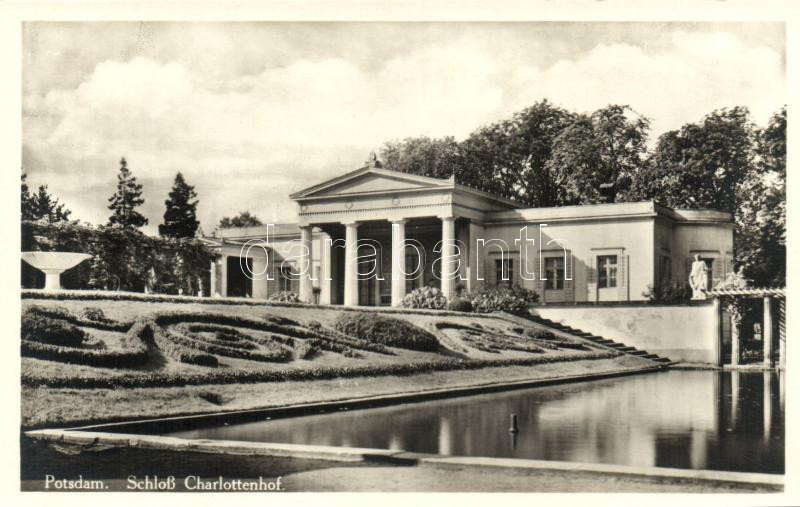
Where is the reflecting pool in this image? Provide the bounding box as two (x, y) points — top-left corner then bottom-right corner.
(167, 370), (784, 474)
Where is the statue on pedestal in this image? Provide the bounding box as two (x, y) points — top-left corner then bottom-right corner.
(689, 254), (708, 300)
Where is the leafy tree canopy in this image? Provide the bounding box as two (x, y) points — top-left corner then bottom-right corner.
(218, 210), (263, 229)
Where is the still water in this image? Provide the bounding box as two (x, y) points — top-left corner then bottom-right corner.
(168, 370), (784, 474)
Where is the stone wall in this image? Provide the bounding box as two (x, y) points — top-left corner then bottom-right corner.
(534, 303), (720, 363)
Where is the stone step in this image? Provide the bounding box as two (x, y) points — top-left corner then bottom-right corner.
(524, 314), (673, 365)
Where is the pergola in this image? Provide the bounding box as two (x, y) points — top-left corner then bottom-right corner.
(705, 287), (786, 368)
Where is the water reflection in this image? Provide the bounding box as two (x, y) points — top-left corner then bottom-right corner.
(168, 370), (784, 474)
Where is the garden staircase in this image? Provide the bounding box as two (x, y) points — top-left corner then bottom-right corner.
(523, 314), (674, 365)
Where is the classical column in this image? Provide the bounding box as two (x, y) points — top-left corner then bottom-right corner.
(763, 371), (773, 441)
(779, 298), (786, 369)
(467, 221), (484, 293)
(220, 254), (228, 297)
(712, 297), (723, 366)
(440, 216), (457, 300)
(319, 233), (332, 305)
(391, 219), (407, 306)
(209, 260), (216, 297)
(343, 222), (360, 306)
(730, 315), (740, 366)
(763, 296), (774, 367)
(298, 226), (314, 303)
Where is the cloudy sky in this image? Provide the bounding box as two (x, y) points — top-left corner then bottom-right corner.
(22, 22), (785, 234)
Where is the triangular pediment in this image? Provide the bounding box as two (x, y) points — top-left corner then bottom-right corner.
(291, 167), (452, 200)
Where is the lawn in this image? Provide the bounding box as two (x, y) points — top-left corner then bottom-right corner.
(20, 296), (656, 428)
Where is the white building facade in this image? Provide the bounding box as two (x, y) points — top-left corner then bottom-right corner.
(203, 162), (734, 306)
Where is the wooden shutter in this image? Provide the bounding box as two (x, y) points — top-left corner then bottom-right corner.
(617, 254), (628, 301)
(536, 254), (545, 302)
(564, 251), (575, 302)
(586, 255), (596, 302)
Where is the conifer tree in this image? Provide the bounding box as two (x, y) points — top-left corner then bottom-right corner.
(159, 172), (199, 238)
(107, 157), (148, 229)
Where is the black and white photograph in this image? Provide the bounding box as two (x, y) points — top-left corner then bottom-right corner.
(3, 1), (797, 503)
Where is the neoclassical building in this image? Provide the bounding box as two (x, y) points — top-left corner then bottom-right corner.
(202, 157), (734, 306)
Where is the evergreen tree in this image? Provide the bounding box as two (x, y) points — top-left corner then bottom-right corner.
(107, 157), (148, 229)
(159, 172), (199, 238)
(21, 170), (72, 223)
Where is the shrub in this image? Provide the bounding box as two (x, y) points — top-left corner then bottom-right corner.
(21, 313), (86, 348)
(268, 291), (300, 303)
(401, 286), (447, 310)
(294, 340), (319, 360)
(470, 286), (539, 314)
(334, 312), (440, 352)
(642, 280), (693, 304)
(446, 297), (473, 312)
(82, 307), (108, 322)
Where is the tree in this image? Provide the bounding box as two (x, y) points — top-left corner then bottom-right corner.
(218, 210), (262, 228)
(626, 107), (757, 212)
(159, 172), (199, 238)
(380, 137), (462, 181)
(381, 100), (576, 207)
(627, 106), (784, 287)
(547, 105), (650, 204)
(107, 157), (148, 229)
(21, 170), (72, 223)
(736, 107), (786, 286)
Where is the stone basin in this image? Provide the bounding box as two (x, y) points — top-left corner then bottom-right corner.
(21, 251), (92, 290)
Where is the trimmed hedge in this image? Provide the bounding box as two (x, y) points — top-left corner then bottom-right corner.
(446, 297), (473, 312)
(21, 340), (148, 368)
(22, 350), (619, 389)
(21, 312), (86, 348)
(126, 317), (216, 367)
(334, 312), (440, 352)
(24, 304), (131, 332)
(164, 330), (292, 363)
(21, 290), (501, 319)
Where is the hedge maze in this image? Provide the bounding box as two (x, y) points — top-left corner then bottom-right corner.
(21, 304), (615, 390)
(20, 306), (400, 371)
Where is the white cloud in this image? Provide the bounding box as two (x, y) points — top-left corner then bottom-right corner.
(22, 27), (785, 233)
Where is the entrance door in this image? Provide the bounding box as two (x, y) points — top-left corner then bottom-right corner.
(226, 256), (253, 297)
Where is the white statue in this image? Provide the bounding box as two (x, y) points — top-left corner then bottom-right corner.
(689, 254), (708, 300)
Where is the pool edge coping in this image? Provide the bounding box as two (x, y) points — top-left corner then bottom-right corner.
(24, 428), (784, 489)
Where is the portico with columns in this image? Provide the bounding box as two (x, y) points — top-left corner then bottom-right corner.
(289, 155), (522, 306)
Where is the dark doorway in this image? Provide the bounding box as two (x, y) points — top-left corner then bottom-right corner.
(226, 256), (253, 297)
